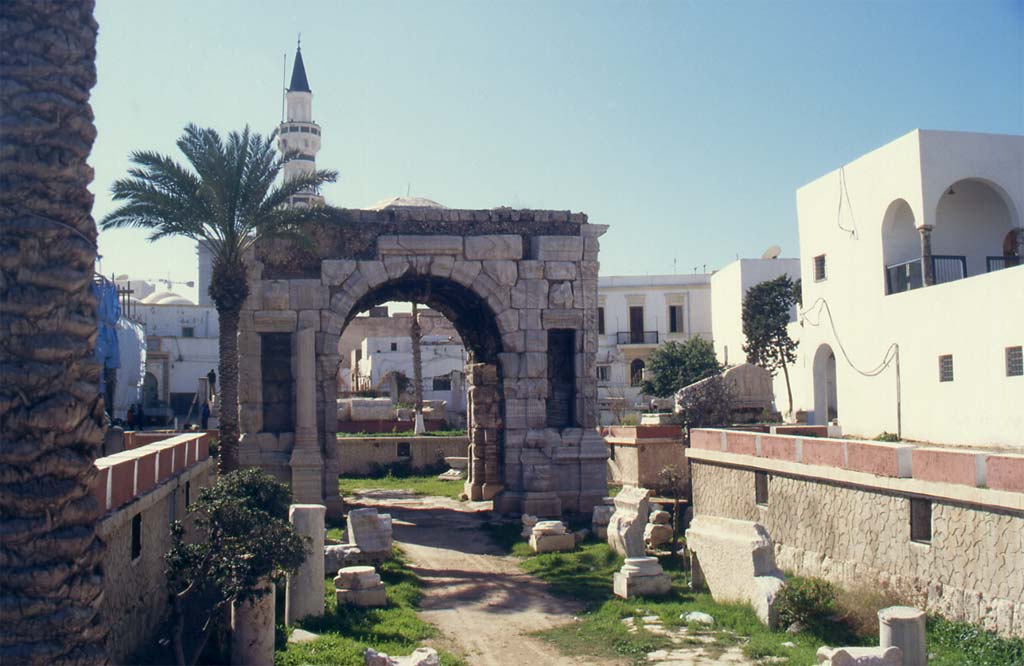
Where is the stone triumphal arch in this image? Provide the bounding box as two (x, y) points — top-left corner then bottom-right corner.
(237, 207), (609, 518)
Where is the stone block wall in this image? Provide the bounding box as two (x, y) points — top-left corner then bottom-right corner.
(688, 429), (1024, 638)
(333, 436), (468, 475)
(96, 452), (216, 663)
(603, 425), (689, 495)
(238, 208), (611, 516)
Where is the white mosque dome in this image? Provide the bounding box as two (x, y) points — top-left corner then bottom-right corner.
(140, 291), (178, 304)
(364, 196), (447, 211)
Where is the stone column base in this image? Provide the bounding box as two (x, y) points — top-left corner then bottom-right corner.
(291, 447), (324, 505)
(613, 557), (672, 598)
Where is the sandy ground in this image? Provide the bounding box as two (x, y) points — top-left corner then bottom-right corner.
(349, 490), (625, 666)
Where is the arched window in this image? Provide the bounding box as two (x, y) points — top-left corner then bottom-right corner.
(143, 372), (159, 406)
(630, 359), (645, 387)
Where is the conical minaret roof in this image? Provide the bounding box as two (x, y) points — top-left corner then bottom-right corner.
(289, 45), (311, 93)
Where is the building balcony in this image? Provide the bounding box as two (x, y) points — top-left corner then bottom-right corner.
(885, 253), (1020, 294)
(616, 331), (659, 345)
(885, 255), (966, 294)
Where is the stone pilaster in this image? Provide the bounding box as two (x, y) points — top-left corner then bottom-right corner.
(290, 328), (323, 504)
(919, 225), (935, 286)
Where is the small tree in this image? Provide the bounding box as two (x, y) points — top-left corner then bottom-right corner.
(677, 374), (735, 432)
(641, 338), (722, 398)
(165, 469), (308, 666)
(742, 275), (800, 416)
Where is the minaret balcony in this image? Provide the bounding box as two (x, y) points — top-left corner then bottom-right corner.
(280, 122), (320, 136)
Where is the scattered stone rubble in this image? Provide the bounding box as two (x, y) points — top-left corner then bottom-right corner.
(521, 513), (539, 538)
(815, 646), (901, 665)
(607, 487), (672, 598)
(335, 565), (387, 607)
(645, 508), (674, 549)
(591, 500), (614, 539)
(325, 507), (393, 571)
(529, 520), (576, 553)
(364, 647), (440, 666)
(621, 614), (766, 665)
(685, 516), (785, 627)
(818, 605), (926, 666)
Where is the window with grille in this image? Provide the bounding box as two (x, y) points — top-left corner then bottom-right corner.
(813, 255), (827, 281)
(755, 472), (769, 506)
(596, 365), (610, 382)
(432, 376), (451, 391)
(910, 498), (931, 543)
(938, 354), (954, 382)
(597, 307), (605, 335)
(390, 342), (398, 351)
(669, 305), (684, 333)
(1006, 346), (1023, 377)
(181, 326), (195, 338)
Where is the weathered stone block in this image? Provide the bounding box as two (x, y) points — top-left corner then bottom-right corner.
(378, 235), (463, 255)
(523, 352), (546, 378)
(429, 255), (455, 279)
(290, 280), (328, 310)
(297, 310), (321, 331)
(532, 235), (583, 261)
(525, 328), (547, 352)
(548, 281), (574, 308)
(483, 260), (518, 287)
(542, 309), (583, 329)
(449, 260), (482, 286)
(357, 261), (389, 287)
(519, 308), (542, 331)
(321, 311), (345, 335)
(263, 280), (290, 310)
(321, 259), (357, 286)
(608, 487), (651, 558)
(511, 279), (548, 309)
(518, 260), (545, 279)
(383, 256), (411, 280)
(545, 261), (577, 280)
(613, 556), (672, 598)
(254, 310), (297, 332)
(465, 234), (523, 260)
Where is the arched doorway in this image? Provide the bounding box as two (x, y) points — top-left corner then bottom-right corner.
(143, 371), (159, 406)
(630, 359), (645, 387)
(812, 344), (838, 425)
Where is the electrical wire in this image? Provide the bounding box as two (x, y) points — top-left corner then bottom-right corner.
(800, 297), (897, 377)
(837, 167), (859, 239)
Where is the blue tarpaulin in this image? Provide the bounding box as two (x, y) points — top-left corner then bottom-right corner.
(93, 279), (121, 395)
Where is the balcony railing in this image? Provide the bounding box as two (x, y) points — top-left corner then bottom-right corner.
(616, 330), (659, 345)
(885, 255), (966, 294)
(987, 256), (1021, 273)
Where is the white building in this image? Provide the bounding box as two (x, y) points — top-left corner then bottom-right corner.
(596, 274), (713, 423)
(352, 334), (468, 409)
(710, 256), (800, 367)
(787, 129), (1023, 448)
(117, 281), (220, 423)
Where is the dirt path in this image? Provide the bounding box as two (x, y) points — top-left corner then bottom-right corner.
(348, 490), (625, 666)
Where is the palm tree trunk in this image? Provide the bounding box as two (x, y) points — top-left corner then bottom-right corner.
(0, 1), (108, 663)
(217, 307), (240, 472)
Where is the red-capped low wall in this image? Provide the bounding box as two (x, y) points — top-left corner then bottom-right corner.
(93, 432), (212, 515)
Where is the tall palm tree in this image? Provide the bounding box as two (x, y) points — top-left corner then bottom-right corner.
(100, 125), (337, 472)
(1, 1), (109, 663)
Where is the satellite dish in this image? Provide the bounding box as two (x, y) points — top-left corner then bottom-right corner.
(761, 245), (781, 260)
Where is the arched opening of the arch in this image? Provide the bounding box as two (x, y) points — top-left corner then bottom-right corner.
(335, 275), (506, 505)
(934, 179), (1019, 279)
(881, 199), (921, 294)
(812, 344), (838, 425)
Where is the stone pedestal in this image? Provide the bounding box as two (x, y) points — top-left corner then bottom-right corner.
(684, 515), (785, 627)
(613, 556), (672, 598)
(878, 606), (926, 665)
(347, 507), (392, 557)
(231, 583), (275, 666)
(286, 504), (326, 625)
(334, 565), (387, 607)
(529, 520), (575, 553)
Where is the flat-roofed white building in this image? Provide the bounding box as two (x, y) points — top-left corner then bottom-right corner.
(788, 129), (1023, 448)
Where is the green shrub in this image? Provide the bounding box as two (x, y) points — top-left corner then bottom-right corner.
(775, 577), (837, 628)
(873, 432), (900, 442)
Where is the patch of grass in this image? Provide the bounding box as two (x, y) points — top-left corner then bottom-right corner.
(927, 615), (1024, 666)
(275, 547), (466, 666)
(337, 474), (464, 501)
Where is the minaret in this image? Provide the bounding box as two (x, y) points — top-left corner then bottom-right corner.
(278, 39), (323, 207)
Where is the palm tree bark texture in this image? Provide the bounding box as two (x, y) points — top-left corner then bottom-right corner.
(0, 2), (109, 664)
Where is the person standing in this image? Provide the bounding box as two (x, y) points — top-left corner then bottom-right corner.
(206, 368), (217, 399)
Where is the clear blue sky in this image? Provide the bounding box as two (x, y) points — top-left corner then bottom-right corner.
(91, 0), (1023, 302)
